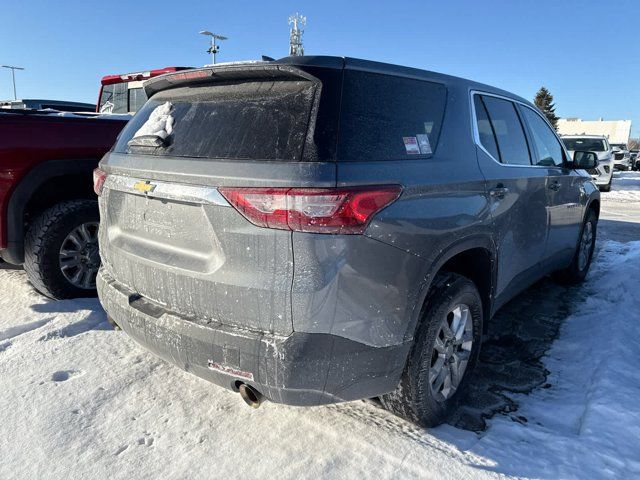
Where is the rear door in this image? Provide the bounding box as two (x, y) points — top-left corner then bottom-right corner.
(518, 105), (584, 269)
(99, 70), (337, 335)
(472, 93), (549, 304)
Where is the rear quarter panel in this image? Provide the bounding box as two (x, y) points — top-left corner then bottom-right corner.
(291, 81), (494, 347)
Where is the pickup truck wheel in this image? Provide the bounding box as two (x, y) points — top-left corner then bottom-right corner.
(24, 200), (100, 300)
(380, 273), (483, 427)
(554, 209), (597, 285)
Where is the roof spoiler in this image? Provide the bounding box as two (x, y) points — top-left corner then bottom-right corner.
(143, 64), (320, 98)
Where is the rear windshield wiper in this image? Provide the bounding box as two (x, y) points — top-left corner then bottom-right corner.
(128, 134), (169, 148)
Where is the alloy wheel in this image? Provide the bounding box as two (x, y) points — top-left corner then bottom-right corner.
(578, 222), (594, 271)
(59, 222), (100, 289)
(429, 304), (474, 402)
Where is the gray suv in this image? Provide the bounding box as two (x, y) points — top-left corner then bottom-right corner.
(95, 56), (600, 427)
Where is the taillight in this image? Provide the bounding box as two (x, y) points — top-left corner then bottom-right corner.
(219, 186), (402, 234)
(93, 168), (108, 196)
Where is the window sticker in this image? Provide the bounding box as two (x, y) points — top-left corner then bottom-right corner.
(417, 134), (432, 154)
(403, 136), (421, 154)
(423, 122), (434, 134)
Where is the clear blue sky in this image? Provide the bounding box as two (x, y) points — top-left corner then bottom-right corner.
(2, 0), (639, 135)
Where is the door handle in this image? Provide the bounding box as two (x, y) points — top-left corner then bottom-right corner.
(489, 186), (509, 199)
(548, 181), (561, 191)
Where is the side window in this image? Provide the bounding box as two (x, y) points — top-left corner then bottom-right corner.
(474, 95), (500, 161)
(520, 107), (565, 167)
(338, 71), (447, 161)
(481, 96), (531, 166)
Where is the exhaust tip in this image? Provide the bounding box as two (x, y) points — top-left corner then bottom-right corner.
(238, 383), (265, 409)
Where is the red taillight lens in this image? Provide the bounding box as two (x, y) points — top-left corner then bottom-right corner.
(93, 168), (108, 196)
(219, 186), (402, 234)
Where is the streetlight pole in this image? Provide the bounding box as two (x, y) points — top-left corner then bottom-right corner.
(199, 31), (228, 65)
(2, 65), (24, 100)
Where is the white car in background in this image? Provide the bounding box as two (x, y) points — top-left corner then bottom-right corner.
(631, 150), (639, 170)
(562, 135), (614, 192)
(610, 143), (632, 171)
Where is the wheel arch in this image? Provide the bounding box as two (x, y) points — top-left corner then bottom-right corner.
(586, 197), (600, 219)
(403, 235), (497, 343)
(3, 159), (98, 264)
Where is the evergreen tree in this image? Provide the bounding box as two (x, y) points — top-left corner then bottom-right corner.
(534, 87), (559, 130)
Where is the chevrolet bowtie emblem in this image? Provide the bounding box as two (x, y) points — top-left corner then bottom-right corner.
(133, 180), (156, 194)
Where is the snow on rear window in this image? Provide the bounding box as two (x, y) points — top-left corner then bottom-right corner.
(114, 80), (317, 161)
(131, 101), (174, 140)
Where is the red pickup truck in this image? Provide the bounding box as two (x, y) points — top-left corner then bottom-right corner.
(0, 109), (128, 299)
(0, 66), (191, 299)
(97, 66), (189, 114)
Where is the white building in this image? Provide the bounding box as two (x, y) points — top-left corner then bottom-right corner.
(557, 118), (632, 145)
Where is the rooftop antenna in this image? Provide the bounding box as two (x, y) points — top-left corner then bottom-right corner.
(199, 30), (228, 65)
(2, 65), (24, 100)
(288, 13), (306, 56)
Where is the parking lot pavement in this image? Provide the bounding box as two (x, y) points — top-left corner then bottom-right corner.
(599, 171), (640, 242)
(0, 172), (638, 479)
(452, 171), (640, 430)
(450, 277), (572, 431)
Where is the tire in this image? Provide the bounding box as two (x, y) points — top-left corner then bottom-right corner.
(380, 273), (483, 427)
(599, 177), (612, 192)
(24, 200), (100, 300)
(554, 209), (597, 285)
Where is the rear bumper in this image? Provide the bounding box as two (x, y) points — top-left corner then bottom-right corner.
(97, 269), (410, 406)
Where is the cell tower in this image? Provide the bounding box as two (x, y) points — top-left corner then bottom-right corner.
(288, 13), (306, 56)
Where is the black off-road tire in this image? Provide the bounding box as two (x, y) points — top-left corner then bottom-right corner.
(554, 209), (597, 285)
(23, 200), (100, 300)
(380, 273), (483, 427)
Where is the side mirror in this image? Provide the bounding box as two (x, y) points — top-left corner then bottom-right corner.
(573, 151), (598, 170)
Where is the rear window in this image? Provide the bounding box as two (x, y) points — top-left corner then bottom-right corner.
(113, 68), (447, 162)
(128, 87), (148, 113)
(99, 83), (149, 114)
(113, 80), (317, 161)
(338, 70), (447, 161)
(99, 83), (128, 113)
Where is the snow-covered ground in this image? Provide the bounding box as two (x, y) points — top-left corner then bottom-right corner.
(603, 171), (640, 204)
(1, 173), (639, 480)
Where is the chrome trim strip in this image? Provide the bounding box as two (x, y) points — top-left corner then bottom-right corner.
(103, 174), (230, 207)
(469, 89), (571, 170)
